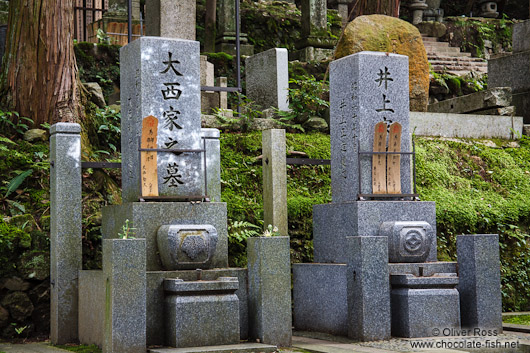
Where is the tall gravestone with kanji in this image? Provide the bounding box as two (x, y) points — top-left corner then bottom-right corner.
(121, 37), (204, 202)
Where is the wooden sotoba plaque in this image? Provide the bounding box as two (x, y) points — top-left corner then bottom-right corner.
(386, 122), (402, 194)
(372, 122), (387, 194)
(141, 115), (159, 197)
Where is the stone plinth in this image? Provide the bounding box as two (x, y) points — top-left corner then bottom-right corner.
(164, 278), (240, 347)
(347, 236), (390, 341)
(457, 234), (503, 333)
(391, 274), (460, 338)
(513, 20), (530, 53)
(312, 201), (437, 263)
(488, 51), (530, 94)
(329, 52), (412, 201)
(103, 239), (146, 353)
(120, 37), (204, 202)
(293, 263), (348, 336)
(146, 0), (196, 40)
(246, 49), (289, 111)
(50, 123), (82, 344)
(247, 237), (292, 346)
(146, 269), (249, 345)
(101, 202), (228, 271)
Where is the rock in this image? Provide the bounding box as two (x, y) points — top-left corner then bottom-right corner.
(305, 116), (329, 132)
(0, 305), (8, 328)
(23, 129), (47, 142)
(416, 21), (447, 38)
(19, 251), (50, 281)
(335, 14), (430, 112)
(1, 291), (34, 322)
(250, 118), (283, 130)
(108, 104), (121, 113)
(84, 82), (106, 108)
(2, 277), (31, 291)
(28, 281), (50, 305)
(6, 214), (37, 233)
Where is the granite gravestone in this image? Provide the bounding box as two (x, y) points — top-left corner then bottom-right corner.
(120, 37), (204, 202)
(330, 51), (412, 202)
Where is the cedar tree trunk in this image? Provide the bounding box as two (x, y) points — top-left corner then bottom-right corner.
(349, 0), (400, 20)
(0, 0), (83, 126)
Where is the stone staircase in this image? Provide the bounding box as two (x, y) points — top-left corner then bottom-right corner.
(422, 35), (488, 76)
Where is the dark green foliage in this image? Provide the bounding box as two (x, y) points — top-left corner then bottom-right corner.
(443, 17), (513, 58)
(74, 42), (121, 101)
(0, 219), (31, 277)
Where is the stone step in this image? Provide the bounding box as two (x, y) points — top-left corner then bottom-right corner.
(431, 64), (488, 72)
(425, 46), (461, 54)
(428, 54), (485, 62)
(429, 59), (487, 66)
(421, 36), (440, 42)
(424, 42), (451, 49)
(149, 343), (278, 353)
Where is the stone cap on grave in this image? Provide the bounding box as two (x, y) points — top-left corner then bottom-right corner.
(390, 273), (459, 289)
(50, 122), (81, 135)
(163, 277), (239, 294)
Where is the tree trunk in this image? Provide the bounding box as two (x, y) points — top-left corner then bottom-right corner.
(0, 0), (83, 127)
(349, 0), (400, 20)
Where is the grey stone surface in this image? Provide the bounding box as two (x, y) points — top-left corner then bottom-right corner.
(103, 239), (146, 353)
(427, 87), (512, 114)
(149, 343), (277, 353)
(293, 263), (348, 336)
(49, 122), (82, 344)
(215, 0), (253, 55)
(262, 129), (288, 237)
(246, 49), (289, 111)
(512, 91), (530, 124)
(201, 128), (221, 202)
(146, 268), (249, 345)
(247, 237), (292, 346)
(380, 221), (434, 263)
(474, 106), (515, 116)
(219, 77), (228, 110)
(313, 201), (437, 264)
(330, 52), (412, 201)
(390, 273), (458, 288)
(347, 236), (390, 341)
(157, 224), (218, 270)
(457, 234), (503, 332)
(145, 0), (195, 40)
(120, 37), (204, 202)
(489, 50), (530, 93)
(391, 286), (460, 338)
(164, 278), (240, 347)
(84, 82), (106, 108)
(513, 20), (530, 53)
(101, 202), (228, 271)
(388, 262), (457, 276)
(300, 0), (327, 38)
(290, 47), (334, 62)
(409, 111), (523, 139)
(78, 270), (104, 347)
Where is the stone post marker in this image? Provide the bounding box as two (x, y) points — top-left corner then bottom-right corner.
(262, 129), (288, 237)
(246, 48), (289, 111)
(103, 239), (147, 353)
(120, 37), (204, 201)
(247, 236), (292, 346)
(457, 234), (503, 332)
(50, 123), (82, 344)
(347, 236), (391, 341)
(146, 0), (196, 40)
(330, 51), (412, 202)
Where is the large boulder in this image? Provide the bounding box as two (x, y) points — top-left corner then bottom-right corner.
(335, 15), (429, 112)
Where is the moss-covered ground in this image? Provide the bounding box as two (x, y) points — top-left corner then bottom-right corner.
(503, 314), (530, 326)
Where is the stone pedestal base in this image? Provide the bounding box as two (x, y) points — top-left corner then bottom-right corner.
(390, 274), (460, 338)
(164, 278), (240, 347)
(215, 42), (254, 56)
(290, 47), (333, 62)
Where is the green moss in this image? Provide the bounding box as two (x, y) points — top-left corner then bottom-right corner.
(503, 315), (530, 325)
(54, 344), (101, 353)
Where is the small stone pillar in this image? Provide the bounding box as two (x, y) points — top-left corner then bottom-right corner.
(247, 236), (292, 346)
(50, 123), (82, 344)
(146, 0), (196, 40)
(103, 238), (147, 353)
(201, 128), (221, 202)
(409, 0), (428, 25)
(457, 234), (503, 332)
(347, 236), (391, 341)
(246, 48), (289, 111)
(262, 129), (288, 237)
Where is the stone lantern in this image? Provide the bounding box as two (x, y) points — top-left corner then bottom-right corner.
(478, 0), (499, 18)
(409, 0), (429, 25)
